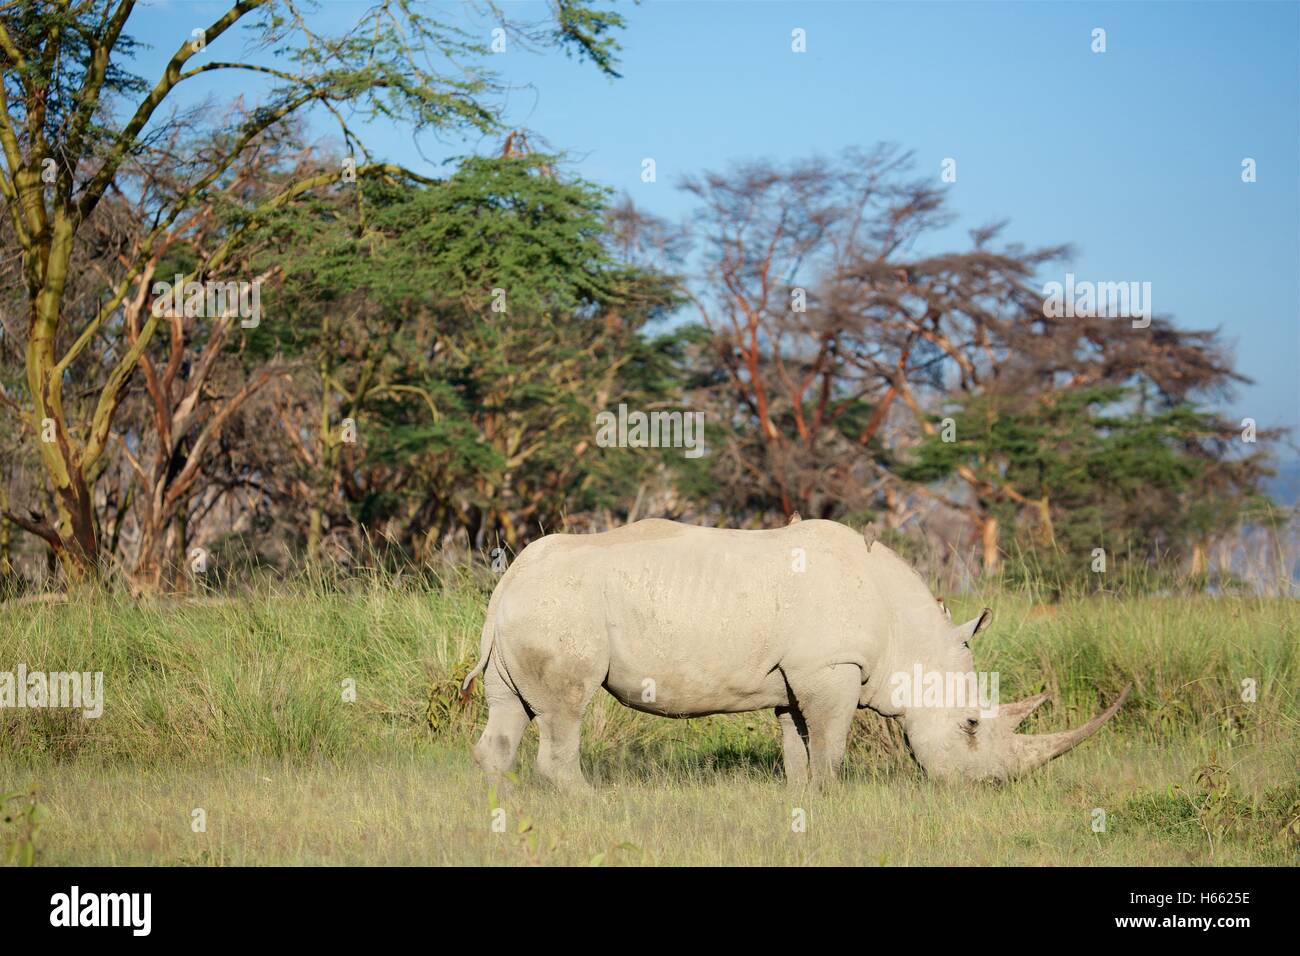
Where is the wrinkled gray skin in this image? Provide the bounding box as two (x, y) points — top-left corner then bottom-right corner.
(463, 519), (1130, 790)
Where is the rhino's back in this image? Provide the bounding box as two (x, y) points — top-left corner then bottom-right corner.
(508, 517), (869, 605)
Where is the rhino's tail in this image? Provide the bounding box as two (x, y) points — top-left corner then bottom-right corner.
(459, 606), (499, 703)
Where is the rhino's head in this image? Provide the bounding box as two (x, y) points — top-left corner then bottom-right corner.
(896, 608), (1131, 782)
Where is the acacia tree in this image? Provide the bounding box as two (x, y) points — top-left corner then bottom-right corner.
(258, 151), (685, 559)
(683, 147), (1259, 573)
(1, 112), (302, 589)
(0, 0), (624, 581)
(864, 271), (1251, 574)
(113, 133), (309, 590)
(682, 147), (1064, 525)
(898, 385), (1273, 586)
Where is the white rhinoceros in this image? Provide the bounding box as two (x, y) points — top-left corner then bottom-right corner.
(461, 518), (1129, 789)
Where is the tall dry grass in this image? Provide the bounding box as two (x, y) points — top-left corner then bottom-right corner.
(1, 572), (1296, 865)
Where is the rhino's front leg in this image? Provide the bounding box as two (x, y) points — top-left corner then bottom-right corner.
(775, 705), (810, 787)
(790, 664), (862, 787)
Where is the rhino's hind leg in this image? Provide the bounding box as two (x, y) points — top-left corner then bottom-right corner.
(473, 659), (531, 778)
(790, 664), (862, 787)
(525, 660), (601, 793)
(536, 709), (592, 793)
(497, 623), (606, 793)
(775, 705), (810, 787)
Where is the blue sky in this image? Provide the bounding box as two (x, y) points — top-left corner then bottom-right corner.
(129, 1), (1299, 438)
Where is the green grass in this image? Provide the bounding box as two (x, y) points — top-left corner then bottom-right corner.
(1, 583), (1297, 865)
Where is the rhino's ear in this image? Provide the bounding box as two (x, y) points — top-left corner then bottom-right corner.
(954, 607), (993, 645)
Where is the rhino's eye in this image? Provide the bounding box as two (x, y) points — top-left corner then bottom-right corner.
(962, 718), (979, 736)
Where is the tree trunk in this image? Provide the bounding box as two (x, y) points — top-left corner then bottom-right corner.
(1035, 496), (1056, 549)
(167, 512), (188, 591)
(307, 365), (338, 562)
(1190, 540), (1208, 579)
(307, 505), (324, 559)
(22, 223), (103, 582)
(0, 484), (11, 580)
(131, 481), (170, 594)
(981, 514), (1001, 576)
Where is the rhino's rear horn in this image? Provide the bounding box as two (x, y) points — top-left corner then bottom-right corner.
(992, 691), (1052, 727)
(1007, 684), (1132, 777)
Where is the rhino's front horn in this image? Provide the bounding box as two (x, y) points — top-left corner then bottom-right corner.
(1007, 684), (1132, 778)
(992, 691), (1053, 727)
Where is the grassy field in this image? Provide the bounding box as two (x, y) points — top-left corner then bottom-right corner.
(1, 581), (1297, 865)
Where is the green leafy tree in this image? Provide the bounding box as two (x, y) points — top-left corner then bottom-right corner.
(257, 152), (686, 558)
(0, 0), (624, 581)
(898, 386), (1272, 589)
